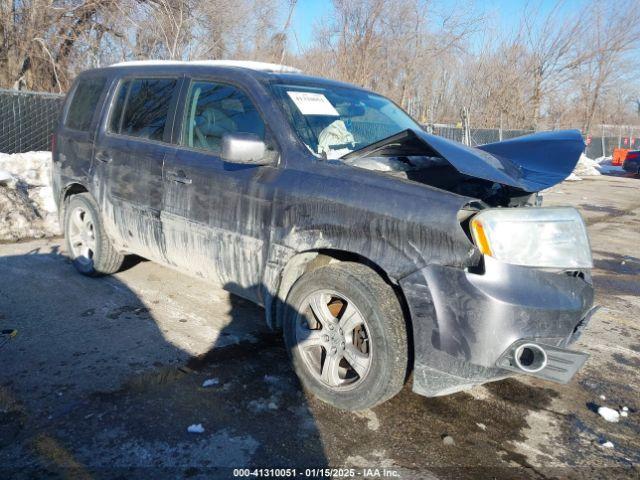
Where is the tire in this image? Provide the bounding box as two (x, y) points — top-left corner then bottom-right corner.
(64, 193), (124, 276)
(283, 262), (408, 410)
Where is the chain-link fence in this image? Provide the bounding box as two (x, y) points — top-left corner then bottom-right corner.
(426, 124), (639, 158)
(0, 89), (64, 154)
(427, 125), (535, 146)
(584, 125), (640, 158)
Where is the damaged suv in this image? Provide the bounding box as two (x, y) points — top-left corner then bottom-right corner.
(53, 60), (596, 410)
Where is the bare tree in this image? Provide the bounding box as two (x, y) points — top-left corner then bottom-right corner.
(517, 1), (590, 129)
(575, 0), (640, 132)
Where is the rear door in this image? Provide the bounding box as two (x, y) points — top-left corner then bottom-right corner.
(94, 75), (182, 261)
(162, 78), (280, 302)
(57, 74), (108, 188)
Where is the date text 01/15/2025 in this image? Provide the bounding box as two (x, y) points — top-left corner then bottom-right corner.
(232, 467), (401, 478)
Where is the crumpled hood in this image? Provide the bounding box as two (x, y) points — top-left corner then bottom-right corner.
(342, 129), (585, 192)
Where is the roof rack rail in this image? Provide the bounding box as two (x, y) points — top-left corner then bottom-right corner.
(108, 59), (301, 74)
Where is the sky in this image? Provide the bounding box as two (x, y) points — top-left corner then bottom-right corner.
(289, 0), (586, 52)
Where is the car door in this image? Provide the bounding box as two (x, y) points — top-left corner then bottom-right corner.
(94, 75), (182, 262)
(162, 78), (279, 303)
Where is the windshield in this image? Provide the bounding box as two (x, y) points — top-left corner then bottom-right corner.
(271, 83), (421, 159)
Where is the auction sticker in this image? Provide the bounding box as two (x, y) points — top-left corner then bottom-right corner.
(287, 91), (339, 116)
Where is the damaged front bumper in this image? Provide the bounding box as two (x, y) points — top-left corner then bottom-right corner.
(399, 256), (596, 397)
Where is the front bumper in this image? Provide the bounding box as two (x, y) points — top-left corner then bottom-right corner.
(399, 256), (595, 397)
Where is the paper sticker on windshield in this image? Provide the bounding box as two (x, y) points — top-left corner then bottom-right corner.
(287, 91), (339, 116)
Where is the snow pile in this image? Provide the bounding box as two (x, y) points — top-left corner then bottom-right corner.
(567, 153), (602, 181)
(574, 154), (602, 176)
(0, 151), (60, 242)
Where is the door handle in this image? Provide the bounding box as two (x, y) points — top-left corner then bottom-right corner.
(166, 171), (192, 184)
(95, 151), (112, 164)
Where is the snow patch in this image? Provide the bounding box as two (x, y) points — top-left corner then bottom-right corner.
(187, 423), (205, 433)
(597, 406), (620, 423)
(600, 440), (614, 449)
(202, 378), (220, 388)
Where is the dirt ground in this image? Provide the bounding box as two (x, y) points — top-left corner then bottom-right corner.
(0, 175), (638, 479)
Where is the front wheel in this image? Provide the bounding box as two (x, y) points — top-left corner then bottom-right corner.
(283, 262), (408, 410)
(64, 193), (124, 276)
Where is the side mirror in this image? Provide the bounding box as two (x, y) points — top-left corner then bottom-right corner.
(221, 133), (271, 165)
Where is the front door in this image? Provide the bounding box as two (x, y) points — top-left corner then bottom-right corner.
(162, 79), (279, 303)
(95, 76), (181, 261)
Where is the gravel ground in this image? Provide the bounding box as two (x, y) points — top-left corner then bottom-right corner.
(0, 175), (638, 479)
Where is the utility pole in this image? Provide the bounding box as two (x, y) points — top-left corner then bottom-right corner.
(279, 0), (298, 65)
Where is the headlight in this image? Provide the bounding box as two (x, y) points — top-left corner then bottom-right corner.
(470, 207), (592, 268)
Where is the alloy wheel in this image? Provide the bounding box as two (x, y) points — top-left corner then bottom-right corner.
(67, 206), (96, 267)
(295, 290), (372, 390)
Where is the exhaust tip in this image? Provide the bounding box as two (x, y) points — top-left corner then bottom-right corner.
(514, 343), (547, 373)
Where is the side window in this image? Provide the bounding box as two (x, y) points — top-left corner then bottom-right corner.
(113, 78), (177, 141)
(182, 81), (265, 152)
(65, 77), (107, 131)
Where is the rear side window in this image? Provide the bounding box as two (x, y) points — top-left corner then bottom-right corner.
(109, 78), (177, 141)
(65, 77), (107, 131)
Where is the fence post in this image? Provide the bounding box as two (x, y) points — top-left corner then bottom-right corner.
(619, 125), (622, 149)
(461, 107), (470, 146)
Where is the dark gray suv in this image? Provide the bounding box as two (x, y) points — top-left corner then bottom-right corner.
(53, 60), (596, 410)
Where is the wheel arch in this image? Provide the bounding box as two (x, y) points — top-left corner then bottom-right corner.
(267, 248), (414, 375)
(58, 182), (90, 222)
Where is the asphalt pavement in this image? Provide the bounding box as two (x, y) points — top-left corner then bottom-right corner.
(0, 175), (638, 479)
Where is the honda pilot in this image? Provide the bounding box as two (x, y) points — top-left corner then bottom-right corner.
(52, 60), (596, 410)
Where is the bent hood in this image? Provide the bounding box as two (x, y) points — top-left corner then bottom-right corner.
(342, 129), (585, 192)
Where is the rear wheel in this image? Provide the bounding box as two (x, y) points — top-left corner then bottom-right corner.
(64, 193), (124, 276)
(283, 262), (408, 410)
